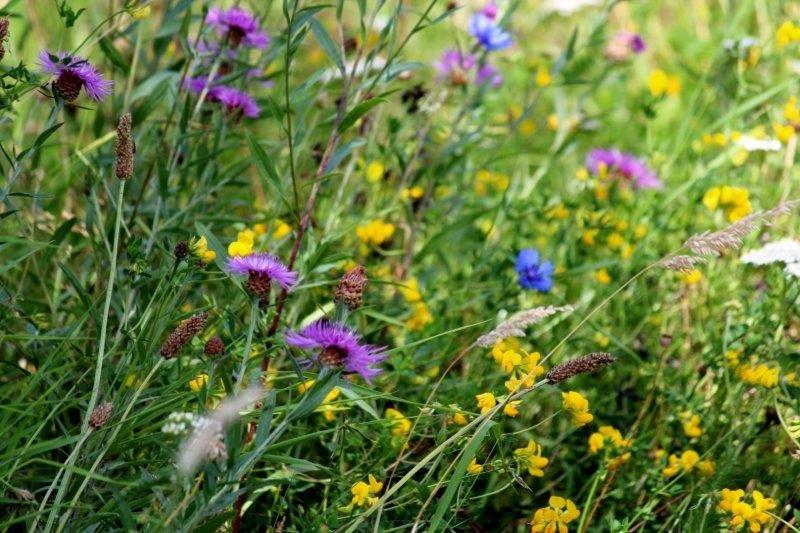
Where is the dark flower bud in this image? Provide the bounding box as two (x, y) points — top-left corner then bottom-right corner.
(0, 18), (9, 61)
(174, 241), (189, 261)
(160, 312), (209, 359)
(204, 336), (225, 357)
(89, 402), (113, 428)
(334, 265), (368, 310)
(546, 353), (616, 384)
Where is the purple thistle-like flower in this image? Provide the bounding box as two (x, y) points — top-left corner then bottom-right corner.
(184, 76), (220, 99)
(476, 62), (503, 87)
(516, 249), (554, 292)
(434, 49), (477, 84)
(586, 148), (662, 189)
(215, 85), (260, 118)
(227, 253), (298, 296)
(39, 50), (113, 102)
(206, 7), (269, 50)
(469, 13), (513, 51)
(285, 320), (386, 382)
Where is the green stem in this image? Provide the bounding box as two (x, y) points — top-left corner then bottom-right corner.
(577, 469), (605, 533)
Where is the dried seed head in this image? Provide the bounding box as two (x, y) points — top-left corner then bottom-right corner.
(204, 336), (225, 357)
(545, 352), (616, 384)
(89, 402), (113, 428)
(115, 112), (135, 180)
(0, 18), (9, 61)
(53, 70), (83, 102)
(477, 305), (574, 347)
(13, 487), (34, 501)
(660, 255), (706, 272)
(334, 265), (368, 310)
(174, 241), (189, 261)
(160, 312), (209, 359)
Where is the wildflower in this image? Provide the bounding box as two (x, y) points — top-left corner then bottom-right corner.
(662, 449), (714, 477)
(214, 86), (260, 118)
(88, 403), (113, 429)
(535, 66), (551, 87)
(115, 113), (134, 180)
(400, 186), (424, 201)
(434, 49), (476, 85)
(206, 7), (269, 50)
(680, 268), (703, 285)
(516, 249), (555, 292)
(476, 62), (503, 86)
(682, 413), (702, 438)
(737, 362), (779, 388)
(561, 391), (593, 426)
(588, 425), (631, 468)
(227, 230), (255, 257)
(285, 320), (386, 382)
(469, 13), (513, 51)
(476, 392), (497, 414)
(406, 302), (433, 330)
(349, 475), (383, 508)
(593, 332), (609, 348)
(334, 265), (368, 310)
(398, 278), (423, 302)
(39, 50), (113, 102)
(204, 336), (225, 357)
(605, 30), (646, 61)
(451, 407), (468, 426)
(504, 400), (522, 417)
(467, 458), (484, 474)
(595, 268), (612, 285)
(741, 238), (800, 266)
(385, 408), (412, 437)
(191, 236), (216, 263)
(776, 20), (800, 47)
(647, 69), (681, 97)
(160, 312), (209, 359)
(227, 252), (297, 300)
(319, 388), (342, 422)
(702, 186), (752, 222)
(189, 373), (208, 392)
(773, 123), (795, 143)
(529, 496), (580, 532)
(273, 219), (292, 239)
(586, 148), (662, 189)
(546, 353), (616, 386)
(498, 349), (522, 372)
(365, 160), (385, 182)
(357, 220), (395, 246)
(514, 439), (549, 476)
(718, 488), (776, 532)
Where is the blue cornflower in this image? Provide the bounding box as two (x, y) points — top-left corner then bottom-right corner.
(515, 249), (554, 292)
(469, 13), (513, 51)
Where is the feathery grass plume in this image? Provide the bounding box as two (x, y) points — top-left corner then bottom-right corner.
(115, 112), (134, 180)
(476, 305), (574, 347)
(660, 255), (707, 271)
(334, 265), (368, 310)
(684, 200), (799, 256)
(178, 386), (264, 475)
(160, 312), (209, 359)
(546, 352), (616, 384)
(88, 402), (113, 428)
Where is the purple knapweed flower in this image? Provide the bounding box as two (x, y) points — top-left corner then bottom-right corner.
(215, 86), (260, 118)
(469, 13), (513, 51)
(515, 249), (554, 292)
(434, 49), (476, 85)
(586, 148), (662, 189)
(39, 50), (113, 102)
(227, 253), (298, 297)
(476, 62), (503, 87)
(604, 31), (646, 61)
(184, 76), (220, 99)
(285, 320), (386, 382)
(482, 1), (499, 19)
(206, 7), (269, 50)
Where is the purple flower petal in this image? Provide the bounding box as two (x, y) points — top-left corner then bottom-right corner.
(226, 253), (298, 290)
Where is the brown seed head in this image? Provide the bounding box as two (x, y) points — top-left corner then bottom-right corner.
(53, 70), (83, 102)
(545, 352), (616, 384)
(334, 265), (368, 310)
(0, 18), (9, 61)
(89, 402), (113, 428)
(160, 312), (209, 359)
(115, 112), (135, 180)
(204, 336), (225, 357)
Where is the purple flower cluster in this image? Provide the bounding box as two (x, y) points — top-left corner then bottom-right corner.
(185, 76), (260, 118)
(604, 31), (646, 61)
(586, 148), (662, 189)
(39, 51), (113, 102)
(206, 7), (269, 50)
(285, 321), (386, 382)
(516, 249), (554, 292)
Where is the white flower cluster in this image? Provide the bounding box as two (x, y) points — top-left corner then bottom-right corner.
(740, 238), (800, 278)
(161, 412), (203, 436)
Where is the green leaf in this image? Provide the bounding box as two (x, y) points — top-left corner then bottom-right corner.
(98, 37), (130, 74)
(309, 18), (344, 74)
(337, 97), (387, 134)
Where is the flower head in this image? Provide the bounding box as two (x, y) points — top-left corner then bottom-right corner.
(530, 496), (581, 533)
(586, 148), (662, 189)
(39, 50), (113, 102)
(562, 391), (593, 426)
(605, 31), (646, 61)
(469, 13), (513, 51)
(476, 62), (503, 86)
(284, 320), (386, 382)
(514, 439), (549, 476)
(516, 249), (554, 292)
(434, 49), (476, 85)
(215, 85), (260, 117)
(227, 252), (298, 296)
(206, 7), (269, 49)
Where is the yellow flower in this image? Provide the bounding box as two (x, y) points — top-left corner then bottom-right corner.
(188, 373), (208, 392)
(535, 66), (552, 87)
(399, 278), (423, 303)
(593, 332), (609, 348)
(607, 232), (624, 250)
(406, 302), (433, 330)
(191, 236), (216, 263)
(662, 449), (713, 477)
(520, 351), (545, 381)
(682, 413), (702, 438)
(357, 220), (395, 245)
(582, 229), (598, 246)
(451, 409), (468, 426)
(385, 408), (411, 437)
(467, 458), (484, 475)
(297, 379), (316, 394)
(530, 496), (580, 533)
(349, 474), (383, 508)
(227, 230), (255, 257)
(252, 223), (268, 236)
(773, 122), (796, 143)
(777, 20), (800, 47)
(365, 160), (385, 183)
(519, 119), (536, 136)
(504, 400), (522, 417)
(401, 186), (424, 201)
(737, 362), (779, 388)
(784, 96), (800, 122)
(514, 439), (549, 477)
(562, 391), (593, 427)
(476, 392), (497, 415)
(703, 186), (752, 222)
(499, 350), (522, 373)
(595, 268), (612, 285)
(648, 69), (681, 97)
(718, 488), (776, 532)
(273, 219), (292, 239)
(594, 183), (609, 201)
(681, 268), (703, 285)
(547, 114), (559, 131)
(546, 204), (569, 220)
